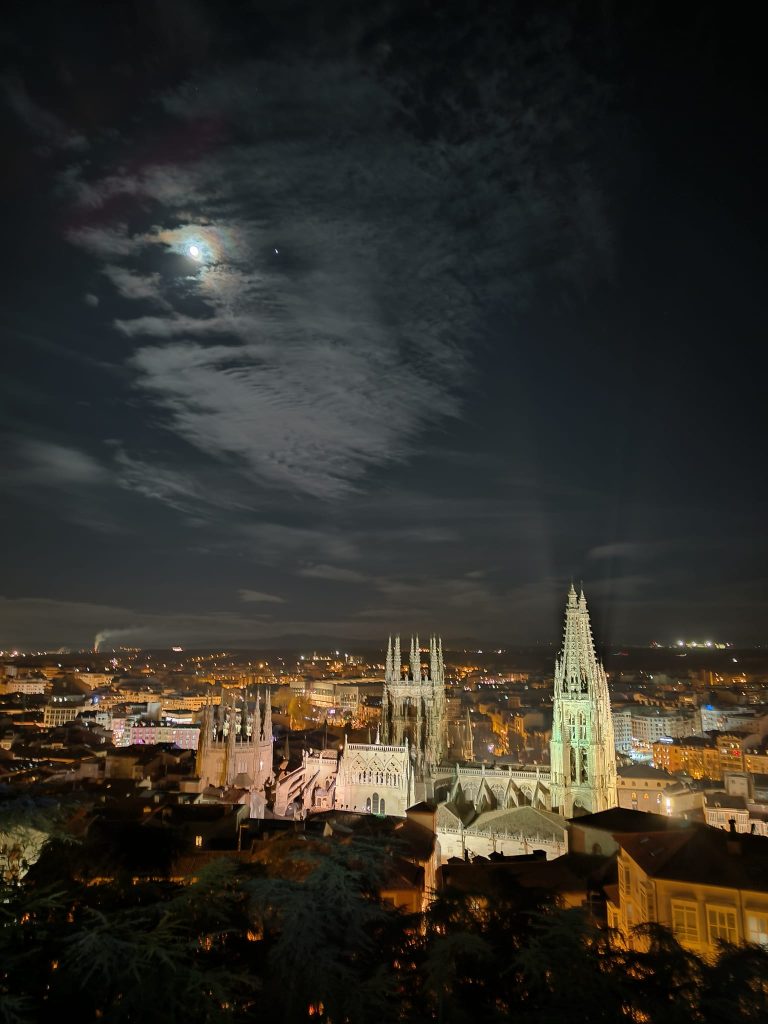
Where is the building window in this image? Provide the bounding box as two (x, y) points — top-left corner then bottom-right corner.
(619, 862), (631, 895)
(372, 793), (380, 814)
(194, 835), (203, 848)
(707, 906), (738, 945)
(746, 914), (768, 948)
(671, 901), (699, 944)
(365, 797), (371, 813)
(639, 883), (654, 921)
(380, 798), (385, 815)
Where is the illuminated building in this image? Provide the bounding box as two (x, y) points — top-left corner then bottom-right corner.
(381, 634), (447, 782)
(652, 733), (746, 780)
(652, 736), (721, 778)
(43, 696), (87, 727)
(549, 585), (617, 816)
(607, 825), (768, 954)
(196, 690), (273, 816)
(276, 587), (618, 826)
(334, 738), (415, 816)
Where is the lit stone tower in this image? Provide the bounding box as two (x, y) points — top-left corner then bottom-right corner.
(196, 690), (274, 812)
(381, 634), (447, 782)
(549, 585), (617, 817)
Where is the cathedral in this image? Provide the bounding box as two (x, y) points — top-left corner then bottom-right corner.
(273, 585), (618, 850)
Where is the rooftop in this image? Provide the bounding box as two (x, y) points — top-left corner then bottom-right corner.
(619, 826), (768, 891)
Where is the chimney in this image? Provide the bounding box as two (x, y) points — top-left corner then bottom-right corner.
(726, 818), (741, 855)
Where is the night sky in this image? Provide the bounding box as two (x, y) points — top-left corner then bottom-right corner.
(2, 1), (766, 649)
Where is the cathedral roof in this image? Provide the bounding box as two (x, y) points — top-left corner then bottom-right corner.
(436, 800), (476, 829)
(466, 805), (568, 840)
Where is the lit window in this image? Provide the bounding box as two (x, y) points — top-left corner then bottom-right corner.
(707, 906), (738, 945)
(194, 835), (203, 848)
(671, 901), (699, 944)
(746, 914), (768, 948)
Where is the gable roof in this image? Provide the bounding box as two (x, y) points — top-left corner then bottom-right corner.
(467, 806), (567, 840)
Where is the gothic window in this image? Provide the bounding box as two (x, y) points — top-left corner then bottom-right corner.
(380, 798), (386, 814)
(372, 793), (380, 814)
(581, 676), (588, 693)
(366, 797), (372, 813)
(581, 748), (588, 783)
(570, 746), (577, 782)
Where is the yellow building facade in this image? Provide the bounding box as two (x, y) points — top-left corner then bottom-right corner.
(607, 827), (768, 956)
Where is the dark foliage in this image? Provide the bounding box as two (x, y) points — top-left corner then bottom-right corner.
(1, 827), (767, 1023)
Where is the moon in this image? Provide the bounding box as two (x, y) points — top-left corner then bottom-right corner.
(188, 244), (201, 260)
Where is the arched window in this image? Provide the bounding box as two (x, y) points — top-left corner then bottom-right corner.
(570, 746), (577, 782)
(581, 748), (588, 783)
(372, 793), (380, 814)
(380, 798), (386, 814)
(365, 797), (371, 813)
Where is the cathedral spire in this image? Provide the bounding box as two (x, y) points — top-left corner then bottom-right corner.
(550, 585), (617, 817)
(411, 635), (421, 682)
(263, 686), (272, 742)
(386, 635), (393, 680)
(393, 634), (401, 680)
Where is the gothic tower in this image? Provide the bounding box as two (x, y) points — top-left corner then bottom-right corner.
(381, 634), (447, 781)
(196, 689), (274, 807)
(549, 585), (617, 817)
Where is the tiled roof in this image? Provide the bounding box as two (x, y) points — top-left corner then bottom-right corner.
(619, 826), (768, 891)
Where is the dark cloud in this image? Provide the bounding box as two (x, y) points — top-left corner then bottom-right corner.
(2, 77), (88, 152)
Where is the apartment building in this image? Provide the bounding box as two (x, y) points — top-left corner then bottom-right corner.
(608, 825), (768, 954)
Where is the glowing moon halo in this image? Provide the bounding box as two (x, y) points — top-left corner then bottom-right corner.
(188, 244), (201, 260)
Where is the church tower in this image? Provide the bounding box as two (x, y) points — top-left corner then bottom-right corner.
(196, 689), (274, 813)
(381, 633), (447, 783)
(549, 585), (617, 817)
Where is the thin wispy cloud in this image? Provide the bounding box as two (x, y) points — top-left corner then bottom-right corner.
(62, 48), (609, 502)
(3, 77), (87, 151)
(298, 564), (370, 583)
(239, 589), (286, 604)
(10, 439), (106, 485)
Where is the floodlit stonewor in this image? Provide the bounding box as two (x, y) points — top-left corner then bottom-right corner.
(275, 586), (618, 861)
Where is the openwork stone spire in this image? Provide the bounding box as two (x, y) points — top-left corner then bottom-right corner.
(549, 585), (617, 816)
